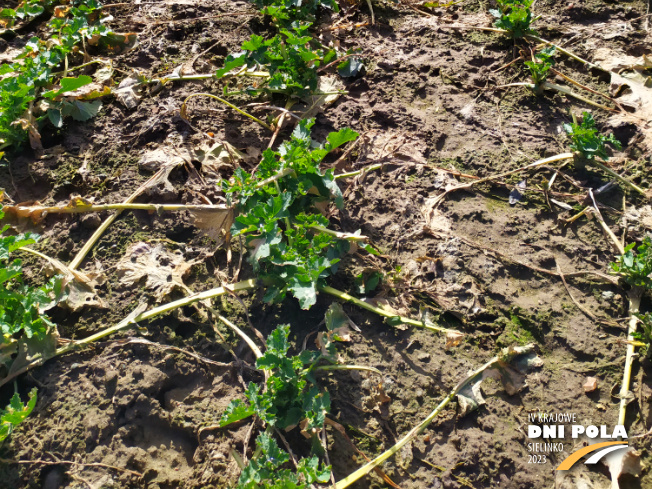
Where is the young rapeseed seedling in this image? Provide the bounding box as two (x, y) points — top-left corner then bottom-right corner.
(524, 46), (555, 92)
(0, 0), (117, 149)
(221, 325), (332, 488)
(220, 325), (331, 430)
(490, 0), (537, 38)
(563, 112), (622, 161)
(216, 26), (337, 99)
(611, 236), (652, 288)
(223, 119), (363, 309)
(251, 0), (338, 27)
(237, 433), (331, 488)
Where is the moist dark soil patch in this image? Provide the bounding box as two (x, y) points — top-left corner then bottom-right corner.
(1, 0), (652, 488)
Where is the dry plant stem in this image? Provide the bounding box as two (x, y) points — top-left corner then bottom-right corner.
(115, 337), (234, 368)
(334, 163), (382, 180)
(590, 160), (648, 197)
(497, 82), (616, 111)
(588, 189), (625, 254)
(19, 247), (91, 283)
(428, 229), (618, 284)
(307, 224), (368, 241)
(216, 313), (263, 359)
(365, 0), (375, 24)
(182, 93), (272, 131)
(317, 285), (459, 335)
(68, 166), (173, 270)
(432, 153), (574, 207)
(10, 203), (230, 215)
(267, 112), (287, 149)
(619, 288), (643, 426)
(325, 417), (401, 488)
(550, 68), (621, 106)
(525, 34), (602, 71)
(152, 11), (257, 24)
(555, 262), (598, 322)
(311, 365), (382, 375)
(0, 279), (258, 389)
(0, 458), (143, 478)
(334, 345), (535, 488)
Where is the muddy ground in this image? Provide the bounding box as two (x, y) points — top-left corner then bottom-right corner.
(1, 0), (652, 488)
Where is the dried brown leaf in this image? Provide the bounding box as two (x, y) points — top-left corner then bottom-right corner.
(191, 208), (234, 244)
(192, 141), (246, 175)
(116, 242), (197, 301)
(115, 74), (142, 109)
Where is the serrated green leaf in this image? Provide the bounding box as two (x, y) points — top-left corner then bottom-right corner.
(219, 399), (255, 426)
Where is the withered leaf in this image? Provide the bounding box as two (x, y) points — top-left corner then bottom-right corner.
(116, 242), (198, 301)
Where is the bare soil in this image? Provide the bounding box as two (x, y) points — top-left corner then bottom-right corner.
(1, 0), (652, 488)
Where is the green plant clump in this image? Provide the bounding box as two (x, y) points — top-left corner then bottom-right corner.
(0, 0), (116, 149)
(0, 0), (54, 30)
(0, 388), (37, 443)
(238, 432), (330, 489)
(524, 46), (555, 90)
(611, 236), (652, 288)
(220, 325), (331, 430)
(223, 119), (372, 309)
(221, 324), (334, 488)
(251, 0), (338, 27)
(216, 26), (337, 99)
(490, 0), (537, 38)
(0, 210), (65, 369)
(563, 112), (622, 161)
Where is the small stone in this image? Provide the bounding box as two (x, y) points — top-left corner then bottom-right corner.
(583, 377), (598, 393)
(416, 352), (431, 363)
(81, 213), (102, 229)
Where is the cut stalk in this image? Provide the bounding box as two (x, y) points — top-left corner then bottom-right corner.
(334, 345), (536, 488)
(312, 364), (382, 376)
(216, 313), (263, 359)
(8, 202), (230, 215)
(69, 165), (181, 270)
(317, 285), (460, 335)
(497, 82), (616, 111)
(431, 153), (574, 207)
(308, 225), (368, 241)
(619, 288), (643, 426)
(589, 160), (648, 197)
(541, 81), (617, 112)
(0, 279), (258, 389)
(525, 34), (602, 72)
(181, 93), (272, 131)
(334, 164), (383, 180)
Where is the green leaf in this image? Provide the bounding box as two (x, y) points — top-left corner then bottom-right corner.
(43, 75), (93, 98)
(60, 100), (102, 121)
(0, 388), (37, 443)
(219, 399), (255, 427)
(47, 109), (63, 128)
(265, 324), (291, 355)
(337, 57), (364, 78)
